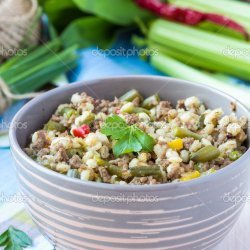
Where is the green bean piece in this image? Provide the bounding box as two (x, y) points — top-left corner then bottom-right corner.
(194, 163), (203, 172)
(133, 107), (151, 115)
(198, 114), (206, 130)
(120, 102), (135, 113)
(191, 146), (220, 163)
(130, 165), (163, 178)
(44, 120), (66, 132)
(142, 94), (160, 109)
(174, 127), (202, 140)
(60, 107), (76, 119)
(107, 165), (123, 178)
(229, 151), (242, 161)
(66, 148), (84, 158)
(119, 89), (143, 102)
(67, 169), (80, 179)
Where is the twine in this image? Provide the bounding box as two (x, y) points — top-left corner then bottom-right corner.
(0, 78), (41, 113)
(0, 0), (40, 59)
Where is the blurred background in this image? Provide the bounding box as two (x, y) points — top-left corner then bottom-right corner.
(0, 0), (250, 249)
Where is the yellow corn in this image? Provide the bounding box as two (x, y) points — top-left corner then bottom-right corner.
(181, 171), (201, 182)
(167, 138), (183, 150)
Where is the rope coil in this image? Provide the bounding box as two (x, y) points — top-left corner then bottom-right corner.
(0, 0), (40, 113)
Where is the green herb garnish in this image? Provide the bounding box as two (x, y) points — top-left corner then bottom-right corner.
(101, 115), (155, 157)
(0, 226), (32, 250)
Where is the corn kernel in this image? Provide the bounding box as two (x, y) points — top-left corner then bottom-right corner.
(167, 138), (183, 151)
(181, 171), (200, 182)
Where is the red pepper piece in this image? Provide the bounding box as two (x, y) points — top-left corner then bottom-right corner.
(73, 124), (90, 138)
(135, 0), (249, 40)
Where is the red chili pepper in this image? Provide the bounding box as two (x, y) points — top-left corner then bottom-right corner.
(73, 124), (90, 138)
(135, 0), (249, 40)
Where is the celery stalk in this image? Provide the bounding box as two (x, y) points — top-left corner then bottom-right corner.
(149, 20), (250, 80)
(148, 41), (229, 73)
(155, 20), (250, 50)
(150, 53), (250, 108)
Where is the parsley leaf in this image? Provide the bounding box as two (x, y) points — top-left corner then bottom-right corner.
(134, 127), (155, 152)
(0, 226), (32, 250)
(101, 115), (155, 156)
(101, 115), (129, 140)
(113, 128), (142, 157)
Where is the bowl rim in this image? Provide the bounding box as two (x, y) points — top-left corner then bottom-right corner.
(9, 75), (250, 191)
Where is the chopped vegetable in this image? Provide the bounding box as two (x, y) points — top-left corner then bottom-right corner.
(67, 169), (80, 178)
(229, 150), (242, 161)
(0, 226), (32, 250)
(181, 170), (201, 181)
(130, 165), (164, 178)
(107, 165), (123, 178)
(119, 89), (142, 102)
(167, 138), (183, 151)
(73, 124), (90, 138)
(60, 107), (76, 119)
(191, 145), (220, 162)
(174, 127), (202, 140)
(142, 94), (160, 109)
(66, 148), (84, 158)
(44, 120), (66, 132)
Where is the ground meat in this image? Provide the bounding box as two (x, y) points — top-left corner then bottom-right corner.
(94, 97), (121, 114)
(124, 114), (139, 125)
(91, 119), (102, 131)
(176, 99), (185, 109)
(98, 167), (111, 183)
(54, 147), (69, 163)
(129, 176), (158, 185)
(69, 155), (82, 169)
(156, 101), (172, 120)
(182, 137), (195, 149)
(180, 162), (194, 172)
(31, 130), (49, 151)
(94, 99), (110, 114)
(109, 156), (130, 169)
(155, 159), (170, 170)
(230, 102), (237, 112)
(37, 148), (50, 158)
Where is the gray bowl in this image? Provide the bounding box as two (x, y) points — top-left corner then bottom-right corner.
(9, 76), (250, 250)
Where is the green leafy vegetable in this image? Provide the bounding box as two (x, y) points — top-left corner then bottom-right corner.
(0, 226), (32, 250)
(101, 115), (155, 156)
(72, 0), (152, 26)
(39, 0), (84, 32)
(61, 17), (117, 49)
